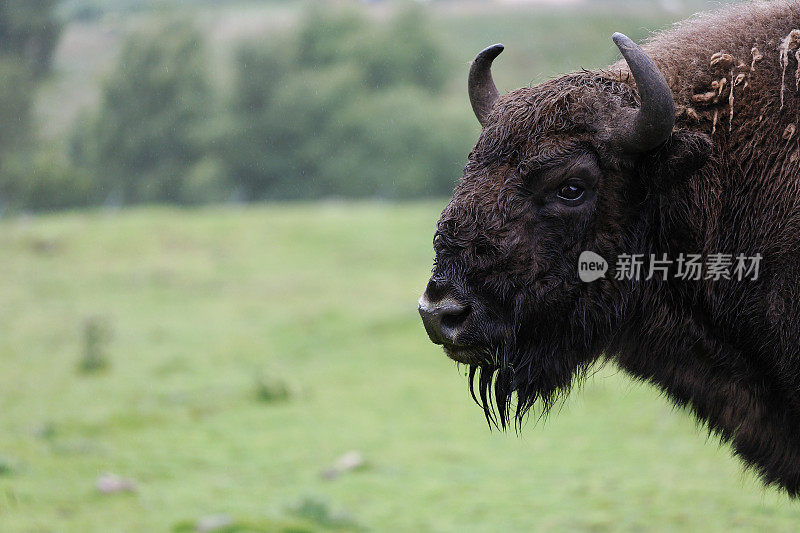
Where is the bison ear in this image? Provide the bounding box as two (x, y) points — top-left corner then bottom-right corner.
(638, 130), (712, 190)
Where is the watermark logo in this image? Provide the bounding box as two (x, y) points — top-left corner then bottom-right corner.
(578, 251), (608, 282)
(578, 251), (763, 282)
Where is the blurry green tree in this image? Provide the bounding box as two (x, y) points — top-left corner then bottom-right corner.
(0, 0), (62, 78)
(13, 4), (476, 210)
(223, 5), (473, 200)
(71, 21), (220, 205)
(0, 0), (66, 210)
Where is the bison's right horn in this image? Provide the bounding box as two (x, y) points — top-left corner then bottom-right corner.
(611, 33), (675, 152)
(468, 44), (504, 127)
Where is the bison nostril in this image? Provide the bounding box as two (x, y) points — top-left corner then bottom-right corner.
(419, 295), (472, 346)
(440, 304), (471, 330)
(419, 277), (473, 346)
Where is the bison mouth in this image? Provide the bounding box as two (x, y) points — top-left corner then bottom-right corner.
(443, 344), (484, 365)
(443, 341), (503, 369)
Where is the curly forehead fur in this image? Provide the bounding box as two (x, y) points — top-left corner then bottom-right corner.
(470, 73), (638, 169)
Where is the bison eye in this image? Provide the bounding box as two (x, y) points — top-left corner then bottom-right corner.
(556, 183), (585, 205)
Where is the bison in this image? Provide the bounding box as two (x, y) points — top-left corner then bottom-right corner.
(418, 1), (800, 495)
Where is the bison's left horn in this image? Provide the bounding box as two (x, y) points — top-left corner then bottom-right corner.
(468, 44), (504, 127)
(612, 33), (675, 152)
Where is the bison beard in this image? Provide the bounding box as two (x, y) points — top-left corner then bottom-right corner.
(465, 315), (597, 430)
(421, 1), (800, 496)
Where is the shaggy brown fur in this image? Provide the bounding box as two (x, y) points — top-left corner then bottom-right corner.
(423, 1), (800, 495)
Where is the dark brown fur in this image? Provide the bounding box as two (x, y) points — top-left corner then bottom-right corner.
(428, 1), (800, 494)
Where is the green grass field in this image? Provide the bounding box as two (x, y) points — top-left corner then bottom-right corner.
(0, 203), (798, 531)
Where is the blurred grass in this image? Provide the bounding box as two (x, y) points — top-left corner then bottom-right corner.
(0, 202), (797, 531)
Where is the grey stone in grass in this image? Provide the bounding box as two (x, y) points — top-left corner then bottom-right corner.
(195, 514), (234, 532)
(95, 473), (137, 494)
(320, 450), (366, 479)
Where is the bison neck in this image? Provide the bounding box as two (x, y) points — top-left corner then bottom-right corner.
(600, 1), (800, 494)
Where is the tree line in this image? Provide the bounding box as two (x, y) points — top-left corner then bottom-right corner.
(0, 4), (476, 211)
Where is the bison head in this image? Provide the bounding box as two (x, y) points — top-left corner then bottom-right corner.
(419, 34), (711, 427)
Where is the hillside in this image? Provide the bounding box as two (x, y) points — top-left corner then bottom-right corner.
(37, 0), (720, 138)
